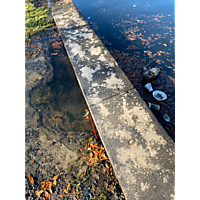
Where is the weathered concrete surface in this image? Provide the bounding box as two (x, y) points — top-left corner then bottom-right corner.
(50, 0), (175, 199)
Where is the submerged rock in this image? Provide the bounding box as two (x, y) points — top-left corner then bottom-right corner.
(142, 67), (161, 83)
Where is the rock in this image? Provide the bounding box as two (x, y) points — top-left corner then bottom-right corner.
(142, 67), (161, 83)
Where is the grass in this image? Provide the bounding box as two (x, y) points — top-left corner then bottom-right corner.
(25, 0), (55, 43)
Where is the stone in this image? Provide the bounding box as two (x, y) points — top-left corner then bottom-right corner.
(142, 67), (161, 83)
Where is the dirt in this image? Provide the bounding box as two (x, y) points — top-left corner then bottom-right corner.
(25, 3), (125, 197)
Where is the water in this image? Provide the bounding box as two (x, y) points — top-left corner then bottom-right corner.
(25, 0), (125, 199)
(73, 0), (175, 141)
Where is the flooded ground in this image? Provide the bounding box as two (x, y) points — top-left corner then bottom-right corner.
(25, 0), (124, 199)
(73, 0), (175, 141)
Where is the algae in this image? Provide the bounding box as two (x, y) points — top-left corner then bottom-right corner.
(25, 0), (55, 43)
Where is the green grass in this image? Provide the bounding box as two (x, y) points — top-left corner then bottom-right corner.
(25, 0), (55, 43)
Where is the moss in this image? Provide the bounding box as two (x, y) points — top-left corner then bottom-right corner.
(25, 0), (55, 43)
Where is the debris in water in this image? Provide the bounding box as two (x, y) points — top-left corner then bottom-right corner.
(152, 90), (167, 101)
(142, 67), (161, 82)
(144, 83), (153, 92)
(163, 113), (170, 122)
(148, 102), (160, 111)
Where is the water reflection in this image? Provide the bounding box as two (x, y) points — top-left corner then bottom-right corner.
(74, 0), (175, 140)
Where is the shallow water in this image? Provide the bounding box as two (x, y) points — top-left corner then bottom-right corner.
(25, 0), (125, 199)
(73, 0), (175, 141)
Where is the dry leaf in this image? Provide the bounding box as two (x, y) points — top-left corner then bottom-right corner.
(28, 173), (34, 184)
(63, 183), (71, 193)
(52, 41), (62, 49)
(100, 157), (108, 161)
(67, 183), (71, 191)
(35, 190), (43, 198)
(59, 195), (63, 197)
(53, 180), (57, 186)
(44, 191), (51, 200)
(53, 175), (59, 180)
(63, 188), (68, 194)
(31, 159), (34, 165)
(84, 168), (87, 176)
(106, 186), (114, 190)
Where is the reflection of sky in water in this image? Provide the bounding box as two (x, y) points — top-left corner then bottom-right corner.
(74, 0), (175, 140)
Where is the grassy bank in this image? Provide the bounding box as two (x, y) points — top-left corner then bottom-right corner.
(25, 0), (55, 43)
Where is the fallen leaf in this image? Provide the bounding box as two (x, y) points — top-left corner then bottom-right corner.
(89, 160), (94, 167)
(35, 190), (43, 198)
(28, 173), (34, 184)
(100, 157), (108, 161)
(31, 159), (34, 165)
(59, 195), (64, 197)
(67, 183), (71, 191)
(51, 52), (58, 55)
(44, 191), (51, 200)
(163, 43), (167, 47)
(90, 143), (98, 149)
(106, 186), (114, 190)
(29, 80), (34, 84)
(49, 138), (55, 143)
(53, 180), (57, 186)
(55, 118), (58, 121)
(53, 175), (59, 180)
(52, 41), (62, 49)
(84, 168), (87, 176)
(63, 183), (71, 193)
(63, 189), (68, 194)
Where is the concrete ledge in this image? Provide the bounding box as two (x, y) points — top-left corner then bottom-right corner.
(50, 0), (175, 199)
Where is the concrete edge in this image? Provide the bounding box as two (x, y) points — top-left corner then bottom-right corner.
(50, 0), (175, 199)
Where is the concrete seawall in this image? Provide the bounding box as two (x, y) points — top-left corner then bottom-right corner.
(50, 0), (175, 199)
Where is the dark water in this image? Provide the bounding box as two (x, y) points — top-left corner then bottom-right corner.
(73, 0), (175, 141)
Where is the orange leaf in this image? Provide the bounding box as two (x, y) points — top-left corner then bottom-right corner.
(89, 152), (93, 158)
(100, 157), (108, 161)
(63, 183), (71, 193)
(55, 118), (58, 121)
(63, 188), (68, 194)
(31, 159), (34, 165)
(59, 195), (64, 197)
(53, 175), (59, 180)
(90, 142), (98, 149)
(29, 80), (34, 84)
(28, 173), (34, 184)
(106, 186), (114, 190)
(44, 191), (51, 200)
(84, 168), (87, 176)
(89, 160), (94, 167)
(35, 190), (43, 198)
(67, 183), (71, 191)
